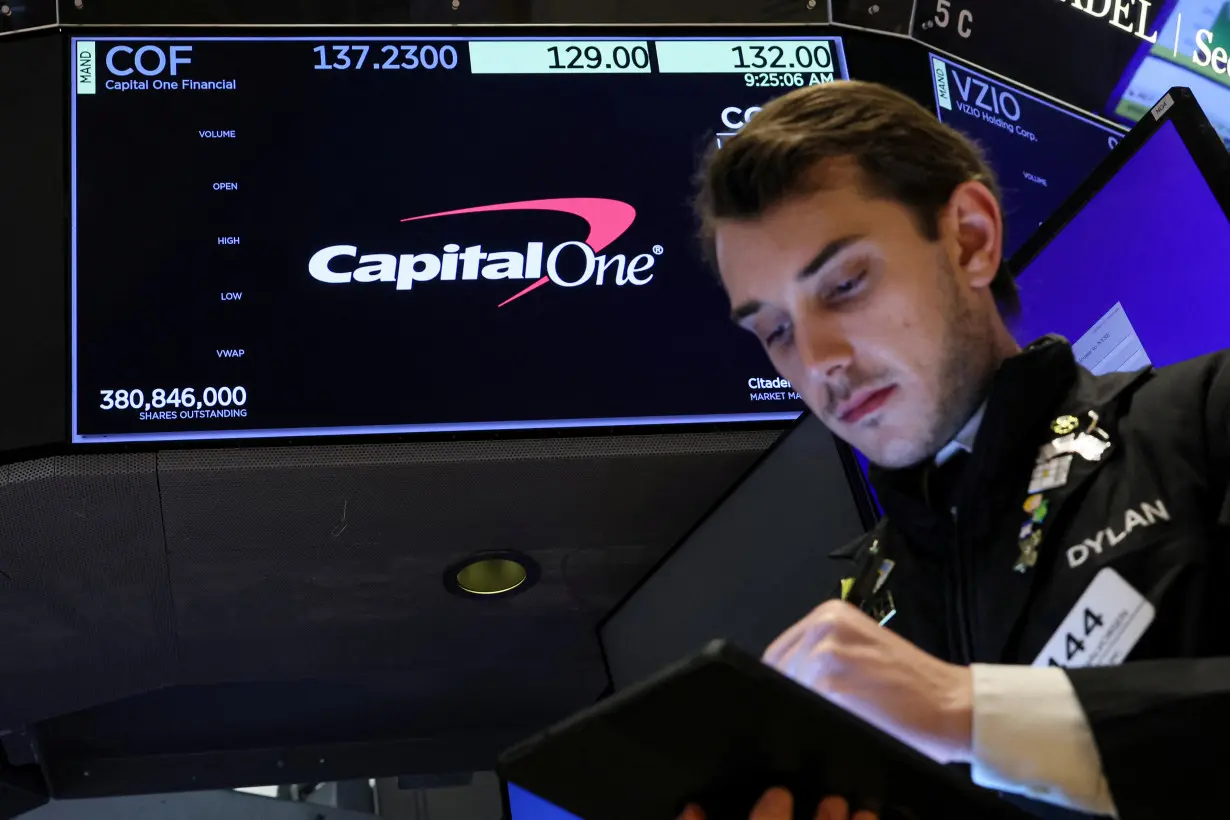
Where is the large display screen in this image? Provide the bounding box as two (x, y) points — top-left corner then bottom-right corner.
(69, 34), (846, 442)
(929, 53), (1125, 256)
(1012, 118), (1230, 369)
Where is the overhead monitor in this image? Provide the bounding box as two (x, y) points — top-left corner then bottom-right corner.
(929, 52), (1126, 257)
(69, 33), (848, 443)
(1107, 0), (1230, 149)
(909, 0), (1175, 117)
(1011, 86), (1230, 370)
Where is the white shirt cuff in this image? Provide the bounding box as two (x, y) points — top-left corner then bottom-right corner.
(970, 664), (1118, 817)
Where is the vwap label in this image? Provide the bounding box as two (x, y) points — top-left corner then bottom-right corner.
(308, 197), (663, 307)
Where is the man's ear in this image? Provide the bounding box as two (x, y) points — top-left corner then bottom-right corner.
(947, 181), (1003, 289)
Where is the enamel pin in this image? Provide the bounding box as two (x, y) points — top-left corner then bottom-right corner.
(1029, 454), (1073, 493)
(1051, 414), (1080, 435)
(1016, 492), (1049, 573)
(1038, 434), (1110, 463)
(1017, 412), (1113, 573)
(1038, 411), (1112, 464)
(1015, 530), (1042, 573)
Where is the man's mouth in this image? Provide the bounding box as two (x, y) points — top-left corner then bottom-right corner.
(837, 385), (897, 424)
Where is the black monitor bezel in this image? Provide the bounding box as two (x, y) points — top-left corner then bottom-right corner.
(592, 408), (878, 695)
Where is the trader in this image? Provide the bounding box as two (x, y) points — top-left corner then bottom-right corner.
(680, 80), (1230, 820)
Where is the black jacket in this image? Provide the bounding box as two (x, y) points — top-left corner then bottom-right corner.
(831, 336), (1230, 819)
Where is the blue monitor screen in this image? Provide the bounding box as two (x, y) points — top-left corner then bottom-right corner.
(1012, 117), (1230, 368)
(508, 782), (581, 820)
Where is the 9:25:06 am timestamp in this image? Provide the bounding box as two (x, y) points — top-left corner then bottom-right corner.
(745, 72), (811, 88)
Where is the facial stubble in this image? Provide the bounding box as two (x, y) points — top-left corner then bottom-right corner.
(915, 253), (1001, 463)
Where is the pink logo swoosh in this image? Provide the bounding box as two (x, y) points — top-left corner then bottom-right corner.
(400, 198), (637, 307)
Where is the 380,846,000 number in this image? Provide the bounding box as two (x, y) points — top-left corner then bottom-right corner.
(99, 387), (248, 411)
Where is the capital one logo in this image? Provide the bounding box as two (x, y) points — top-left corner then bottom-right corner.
(308, 198), (663, 308)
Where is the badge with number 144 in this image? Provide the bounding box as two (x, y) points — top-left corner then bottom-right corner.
(1032, 568), (1155, 668)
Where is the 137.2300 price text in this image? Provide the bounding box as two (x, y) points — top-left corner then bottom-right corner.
(312, 44), (460, 71)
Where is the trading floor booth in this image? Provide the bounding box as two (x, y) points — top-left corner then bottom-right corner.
(2, 2), (1229, 818)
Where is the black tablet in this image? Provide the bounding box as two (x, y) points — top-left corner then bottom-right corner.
(499, 640), (1033, 820)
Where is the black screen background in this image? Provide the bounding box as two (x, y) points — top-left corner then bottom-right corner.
(73, 36), (830, 438)
(0, 34), (67, 453)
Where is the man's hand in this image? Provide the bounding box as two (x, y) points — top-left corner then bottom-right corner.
(764, 599), (974, 764)
(678, 788), (876, 820)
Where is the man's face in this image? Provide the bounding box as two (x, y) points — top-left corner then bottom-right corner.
(715, 162), (1001, 468)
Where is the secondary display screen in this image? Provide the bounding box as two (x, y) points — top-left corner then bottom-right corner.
(69, 34), (843, 442)
(929, 53), (1125, 256)
(1012, 118), (1230, 370)
(1108, 0), (1230, 148)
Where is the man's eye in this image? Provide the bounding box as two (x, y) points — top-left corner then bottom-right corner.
(828, 270), (868, 300)
(764, 324), (791, 348)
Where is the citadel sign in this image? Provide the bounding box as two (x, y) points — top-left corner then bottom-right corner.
(1059, 0), (1160, 43)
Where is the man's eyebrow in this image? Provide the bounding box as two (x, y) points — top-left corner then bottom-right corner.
(729, 234), (865, 324)
(797, 234), (864, 282)
(730, 299), (763, 324)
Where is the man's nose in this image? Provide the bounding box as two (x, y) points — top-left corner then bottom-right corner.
(797, 321), (852, 380)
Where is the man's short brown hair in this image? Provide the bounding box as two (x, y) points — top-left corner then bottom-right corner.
(694, 80), (1020, 318)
